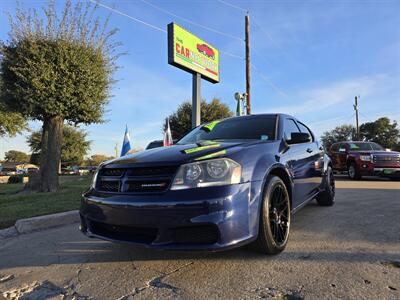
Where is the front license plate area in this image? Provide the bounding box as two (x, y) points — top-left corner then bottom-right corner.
(383, 169), (394, 175)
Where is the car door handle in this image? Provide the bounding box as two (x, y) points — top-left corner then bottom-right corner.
(306, 148), (313, 153)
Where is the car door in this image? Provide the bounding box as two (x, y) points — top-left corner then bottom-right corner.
(329, 144), (340, 169)
(281, 118), (309, 208)
(297, 121), (322, 197)
(337, 143), (348, 170)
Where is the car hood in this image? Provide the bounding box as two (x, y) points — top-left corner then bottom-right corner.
(105, 141), (254, 167)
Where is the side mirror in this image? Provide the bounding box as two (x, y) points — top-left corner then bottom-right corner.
(287, 132), (311, 144)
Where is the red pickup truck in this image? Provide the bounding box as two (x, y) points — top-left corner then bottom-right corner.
(328, 141), (400, 180)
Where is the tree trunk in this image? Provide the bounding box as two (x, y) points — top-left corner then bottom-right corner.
(40, 116), (63, 192)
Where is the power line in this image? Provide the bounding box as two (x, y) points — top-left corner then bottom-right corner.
(216, 0), (248, 13)
(252, 64), (289, 99)
(140, 0), (243, 42)
(90, 0), (166, 33)
(220, 50), (244, 60)
(93, 0), (243, 61)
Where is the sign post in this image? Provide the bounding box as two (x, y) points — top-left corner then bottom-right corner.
(192, 73), (201, 128)
(167, 23), (220, 128)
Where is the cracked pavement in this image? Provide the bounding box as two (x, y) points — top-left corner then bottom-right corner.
(0, 176), (399, 299)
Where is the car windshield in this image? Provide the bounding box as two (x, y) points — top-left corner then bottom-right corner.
(178, 115), (277, 144)
(348, 142), (384, 151)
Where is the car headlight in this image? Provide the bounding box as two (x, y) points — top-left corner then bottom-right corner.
(171, 158), (241, 190)
(360, 155), (372, 161)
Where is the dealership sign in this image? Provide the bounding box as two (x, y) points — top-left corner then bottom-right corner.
(168, 23), (220, 83)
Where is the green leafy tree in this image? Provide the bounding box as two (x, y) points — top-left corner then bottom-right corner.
(27, 125), (91, 166)
(166, 98), (234, 140)
(360, 117), (400, 149)
(321, 124), (356, 150)
(4, 150), (30, 163)
(0, 0), (120, 191)
(0, 103), (27, 137)
(85, 154), (114, 166)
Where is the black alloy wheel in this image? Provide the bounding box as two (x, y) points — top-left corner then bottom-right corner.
(269, 183), (290, 246)
(253, 176), (291, 254)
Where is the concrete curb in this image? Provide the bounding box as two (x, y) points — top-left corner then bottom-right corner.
(0, 210), (79, 239)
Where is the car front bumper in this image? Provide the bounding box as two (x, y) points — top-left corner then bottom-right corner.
(79, 181), (262, 251)
(373, 167), (400, 177)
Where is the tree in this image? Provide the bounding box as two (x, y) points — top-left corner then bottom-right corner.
(166, 98), (234, 140)
(85, 154), (114, 166)
(0, 0), (119, 191)
(4, 150), (30, 163)
(0, 103), (27, 138)
(27, 125), (91, 166)
(360, 117), (400, 149)
(321, 124), (356, 150)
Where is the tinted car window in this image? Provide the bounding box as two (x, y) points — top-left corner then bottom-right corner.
(283, 118), (300, 140)
(331, 144), (339, 152)
(178, 115), (277, 144)
(371, 143), (384, 150)
(348, 142), (373, 150)
(297, 121), (314, 141)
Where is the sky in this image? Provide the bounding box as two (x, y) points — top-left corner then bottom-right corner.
(0, 0), (399, 159)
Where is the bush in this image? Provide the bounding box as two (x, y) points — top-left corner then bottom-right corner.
(7, 175), (26, 184)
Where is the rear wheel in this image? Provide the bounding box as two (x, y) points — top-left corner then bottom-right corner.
(316, 166), (335, 206)
(253, 176), (291, 254)
(348, 163), (361, 180)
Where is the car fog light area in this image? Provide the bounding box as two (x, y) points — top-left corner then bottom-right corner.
(171, 158), (241, 190)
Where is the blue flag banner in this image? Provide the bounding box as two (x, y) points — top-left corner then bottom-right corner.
(120, 125), (131, 157)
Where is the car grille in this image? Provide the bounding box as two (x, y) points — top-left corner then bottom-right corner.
(96, 166), (178, 194)
(373, 154), (400, 165)
(89, 220), (158, 243)
(171, 225), (220, 244)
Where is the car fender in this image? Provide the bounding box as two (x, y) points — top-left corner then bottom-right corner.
(323, 153), (332, 175)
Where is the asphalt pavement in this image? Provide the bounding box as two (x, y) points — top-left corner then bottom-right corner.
(0, 176), (399, 299)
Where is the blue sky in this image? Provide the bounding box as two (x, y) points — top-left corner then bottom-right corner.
(1, 0), (399, 159)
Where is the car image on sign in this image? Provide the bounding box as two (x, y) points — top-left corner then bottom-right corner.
(197, 43), (215, 59)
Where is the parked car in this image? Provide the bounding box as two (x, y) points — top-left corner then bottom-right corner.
(328, 141), (400, 180)
(80, 114), (335, 254)
(146, 140), (178, 150)
(197, 43), (215, 59)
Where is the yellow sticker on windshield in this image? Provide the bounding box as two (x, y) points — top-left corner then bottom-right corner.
(203, 120), (221, 131)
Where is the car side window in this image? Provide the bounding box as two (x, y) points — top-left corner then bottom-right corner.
(297, 121), (314, 142)
(331, 144), (339, 152)
(338, 143), (347, 152)
(283, 118), (300, 141)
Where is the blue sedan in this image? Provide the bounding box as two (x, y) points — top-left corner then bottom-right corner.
(80, 114), (335, 254)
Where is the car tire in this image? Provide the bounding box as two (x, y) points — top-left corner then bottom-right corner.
(316, 166), (335, 206)
(253, 176), (291, 255)
(348, 163), (361, 180)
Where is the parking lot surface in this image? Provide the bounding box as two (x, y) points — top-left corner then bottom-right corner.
(0, 176), (399, 299)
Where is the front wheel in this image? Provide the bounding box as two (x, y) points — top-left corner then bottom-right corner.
(348, 163), (361, 180)
(253, 176), (291, 255)
(316, 166), (335, 206)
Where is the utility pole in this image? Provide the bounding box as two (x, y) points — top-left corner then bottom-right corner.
(245, 14), (251, 115)
(115, 142), (119, 158)
(354, 96), (359, 140)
